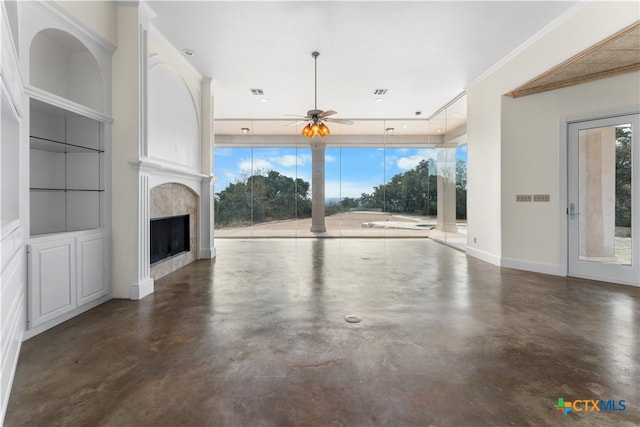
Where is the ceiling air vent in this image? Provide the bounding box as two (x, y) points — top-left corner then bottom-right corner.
(250, 88), (264, 95)
(373, 89), (389, 95)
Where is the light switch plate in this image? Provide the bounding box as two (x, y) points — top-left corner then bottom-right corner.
(516, 194), (532, 202)
(533, 194), (550, 202)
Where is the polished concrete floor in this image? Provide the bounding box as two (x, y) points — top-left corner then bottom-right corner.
(5, 239), (640, 426)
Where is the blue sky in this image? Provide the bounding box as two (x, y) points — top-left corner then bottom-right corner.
(214, 145), (467, 199)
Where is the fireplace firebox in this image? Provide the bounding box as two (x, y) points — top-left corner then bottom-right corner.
(150, 214), (190, 264)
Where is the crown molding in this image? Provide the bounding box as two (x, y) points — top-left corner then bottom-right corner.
(465, 2), (587, 92)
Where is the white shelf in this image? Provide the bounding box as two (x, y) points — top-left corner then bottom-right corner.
(29, 99), (104, 235)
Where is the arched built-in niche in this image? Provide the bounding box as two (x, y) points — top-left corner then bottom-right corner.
(147, 62), (200, 170)
(30, 28), (104, 111)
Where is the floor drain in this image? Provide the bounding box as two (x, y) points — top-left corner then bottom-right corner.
(344, 314), (361, 323)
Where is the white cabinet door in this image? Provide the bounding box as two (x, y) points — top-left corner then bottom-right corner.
(76, 233), (108, 305)
(28, 237), (76, 327)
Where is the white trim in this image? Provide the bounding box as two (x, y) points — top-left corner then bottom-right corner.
(140, 26), (149, 158)
(37, 1), (117, 55)
(465, 246), (501, 267)
(567, 272), (639, 288)
(131, 160), (210, 181)
(501, 257), (565, 276)
(465, 2), (586, 92)
(23, 294), (111, 339)
(559, 117), (569, 276)
(130, 277), (155, 300)
(564, 107), (640, 125)
(25, 86), (114, 124)
(199, 247), (216, 260)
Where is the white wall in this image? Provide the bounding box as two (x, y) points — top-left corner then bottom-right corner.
(147, 29), (201, 171)
(465, 1), (639, 269)
(466, 82), (503, 264)
(147, 63), (200, 169)
(55, 0), (116, 46)
(111, 4), (141, 299)
(501, 73), (640, 272)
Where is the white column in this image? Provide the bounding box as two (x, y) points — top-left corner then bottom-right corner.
(436, 147), (458, 232)
(111, 2), (155, 299)
(310, 142), (326, 232)
(133, 172), (154, 299)
(199, 78), (215, 259)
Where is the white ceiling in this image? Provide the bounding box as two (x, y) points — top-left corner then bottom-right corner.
(147, 1), (578, 135)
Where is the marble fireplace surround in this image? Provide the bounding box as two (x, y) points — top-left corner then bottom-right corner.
(131, 159), (214, 300)
(150, 183), (198, 280)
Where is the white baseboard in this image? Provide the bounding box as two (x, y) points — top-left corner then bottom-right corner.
(465, 246), (502, 266)
(24, 294), (111, 339)
(198, 246), (216, 259)
(501, 257), (565, 276)
(130, 277), (154, 300)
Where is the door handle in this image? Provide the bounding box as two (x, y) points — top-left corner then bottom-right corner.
(569, 202), (581, 219)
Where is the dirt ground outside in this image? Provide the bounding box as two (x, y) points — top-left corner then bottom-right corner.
(215, 211), (467, 247)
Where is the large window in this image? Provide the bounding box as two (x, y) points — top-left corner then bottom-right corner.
(214, 95), (467, 243)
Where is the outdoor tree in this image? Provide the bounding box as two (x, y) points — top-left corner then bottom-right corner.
(215, 170), (311, 227)
(616, 127), (631, 227)
(214, 155), (468, 225)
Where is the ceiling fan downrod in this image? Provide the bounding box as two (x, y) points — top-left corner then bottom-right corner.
(312, 51), (319, 111)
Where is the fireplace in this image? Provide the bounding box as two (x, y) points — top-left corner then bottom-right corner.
(150, 214), (190, 264)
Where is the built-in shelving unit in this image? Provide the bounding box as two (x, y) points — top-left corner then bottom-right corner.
(29, 99), (104, 235)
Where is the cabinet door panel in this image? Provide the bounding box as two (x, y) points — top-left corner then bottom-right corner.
(28, 238), (76, 327)
(76, 234), (108, 305)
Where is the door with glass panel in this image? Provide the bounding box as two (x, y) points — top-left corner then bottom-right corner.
(568, 114), (639, 285)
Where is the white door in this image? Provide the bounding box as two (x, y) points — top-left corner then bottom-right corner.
(568, 114), (639, 285)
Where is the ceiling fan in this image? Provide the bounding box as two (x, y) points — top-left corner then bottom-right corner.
(286, 51), (353, 138)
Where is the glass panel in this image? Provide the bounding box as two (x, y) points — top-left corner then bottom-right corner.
(456, 144), (468, 236)
(337, 147), (385, 236)
(67, 191), (100, 231)
(214, 146), (253, 231)
(30, 190), (66, 235)
(213, 95), (468, 241)
(578, 124), (632, 265)
(249, 147), (310, 236)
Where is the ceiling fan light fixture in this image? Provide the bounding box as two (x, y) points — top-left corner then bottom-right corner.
(319, 122), (330, 137)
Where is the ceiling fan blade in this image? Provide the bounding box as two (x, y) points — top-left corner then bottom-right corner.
(284, 114), (310, 119)
(284, 121), (308, 127)
(325, 118), (354, 125)
(319, 110), (337, 118)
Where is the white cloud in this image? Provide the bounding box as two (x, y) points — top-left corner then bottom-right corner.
(238, 159), (273, 174)
(396, 149), (436, 170)
(215, 148), (232, 157)
(325, 154), (336, 163)
(272, 154), (298, 167)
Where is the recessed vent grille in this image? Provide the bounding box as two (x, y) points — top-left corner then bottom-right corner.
(373, 89), (389, 95)
(250, 88), (264, 95)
